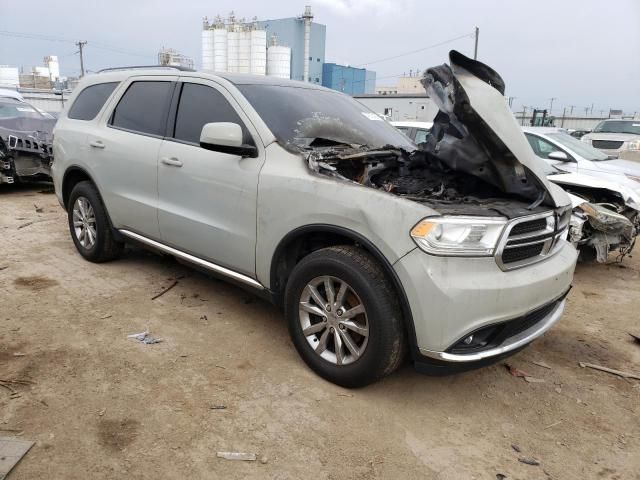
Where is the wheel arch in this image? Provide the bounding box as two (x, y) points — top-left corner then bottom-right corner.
(269, 224), (419, 358)
(61, 166), (97, 210)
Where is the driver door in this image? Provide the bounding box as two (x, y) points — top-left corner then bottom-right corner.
(157, 79), (264, 277)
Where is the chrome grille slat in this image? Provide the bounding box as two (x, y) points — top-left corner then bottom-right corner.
(495, 209), (569, 271)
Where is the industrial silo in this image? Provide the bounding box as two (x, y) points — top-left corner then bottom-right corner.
(213, 26), (228, 72)
(250, 28), (267, 76)
(201, 21), (215, 71)
(267, 38), (291, 79)
(238, 28), (251, 74)
(227, 27), (240, 73)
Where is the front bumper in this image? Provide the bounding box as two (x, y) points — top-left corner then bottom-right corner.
(394, 240), (577, 362)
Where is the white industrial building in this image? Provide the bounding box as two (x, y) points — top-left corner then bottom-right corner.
(158, 48), (194, 70)
(0, 66), (20, 87)
(202, 15), (279, 77)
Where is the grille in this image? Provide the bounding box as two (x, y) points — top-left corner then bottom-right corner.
(510, 218), (547, 236)
(496, 209), (569, 270)
(592, 140), (624, 150)
(502, 243), (544, 263)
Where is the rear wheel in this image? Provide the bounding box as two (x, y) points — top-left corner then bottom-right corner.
(67, 181), (123, 262)
(285, 246), (406, 387)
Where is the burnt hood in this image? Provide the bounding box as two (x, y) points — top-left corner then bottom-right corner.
(421, 50), (568, 208)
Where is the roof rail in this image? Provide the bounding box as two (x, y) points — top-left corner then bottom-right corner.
(97, 65), (196, 73)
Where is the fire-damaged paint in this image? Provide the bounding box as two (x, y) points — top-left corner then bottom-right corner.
(0, 97), (55, 184)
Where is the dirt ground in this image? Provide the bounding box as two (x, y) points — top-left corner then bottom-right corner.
(1, 184), (639, 480)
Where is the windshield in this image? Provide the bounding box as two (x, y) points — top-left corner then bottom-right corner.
(236, 84), (415, 151)
(0, 98), (45, 120)
(547, 132), (609, 161)
(593, 120), (640, 135)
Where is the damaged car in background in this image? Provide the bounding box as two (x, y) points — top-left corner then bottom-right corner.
(522, 128), (639, 262)
(0, 95), (55, 185)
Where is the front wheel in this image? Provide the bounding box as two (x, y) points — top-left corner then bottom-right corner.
(284, 246), (406, 388)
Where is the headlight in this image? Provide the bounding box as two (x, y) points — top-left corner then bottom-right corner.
(410, 216), (507, 256)
(625, 140), (640, 151)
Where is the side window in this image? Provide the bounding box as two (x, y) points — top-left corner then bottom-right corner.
(110, 81), (173, 136)
(173, 83), (252, 145)
(526, 134), (558, 159)
(68, 82), (119, 120)
(414, 129), (430, 144)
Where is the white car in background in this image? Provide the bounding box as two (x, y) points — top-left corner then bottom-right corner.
(581, 119), (640, 161)
(524, 127), (640, 262)
(390, 121), (433, 145)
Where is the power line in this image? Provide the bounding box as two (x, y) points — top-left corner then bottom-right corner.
(0, 30), (154, 60)
(353, 31), (476, 68)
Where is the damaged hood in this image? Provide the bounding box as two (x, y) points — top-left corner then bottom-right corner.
(422, 50), (568, 209)
(550, 172), (640, 211)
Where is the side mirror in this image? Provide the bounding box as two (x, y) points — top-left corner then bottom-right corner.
(547, 151), (570, 162)
(199, 122), (258, 158)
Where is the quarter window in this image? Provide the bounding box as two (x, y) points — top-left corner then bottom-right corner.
(68, 82), (119, 121)
(110, 81), (173, 136)
(173, 83), (252, 145)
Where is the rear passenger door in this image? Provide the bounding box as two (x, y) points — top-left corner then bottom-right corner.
(157, 79), (264, 277)
(88, 76), (176, 239)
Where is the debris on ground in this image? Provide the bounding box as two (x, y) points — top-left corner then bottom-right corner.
(97, 408), (106, 416)
(151, 280), (178, 300)
(0, 378), (34, 399)
(216, 451), (257, 461)
(544, 420), (563, 429)
(579, 362), (640, 380)
(505, 363), (544, 383)
(127, 331), (162, 344)
(12, 352), (25, 357)
(100, 313), (113, 319)
(260, 455), (268, 464)
(511, 444), (521, 453)
(629, 333), (640, 345)
(0, 266), (7, 271)
(531, 360), (552, 370)
(518, 457), (541, 466)
(496, 474), (507, 480)
(210, 405), (227, 410)
(34, 204), (44, 213)
(0, 437), (34, 478)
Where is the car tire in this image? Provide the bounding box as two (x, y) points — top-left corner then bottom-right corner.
(284, 245), (406, 388)
(67, 181), (123, 263)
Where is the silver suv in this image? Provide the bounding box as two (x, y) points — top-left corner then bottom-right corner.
(52, 53), (577, 387)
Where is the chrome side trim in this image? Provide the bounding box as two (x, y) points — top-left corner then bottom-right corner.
(119, 229), (264, 290)
(419, 299), (566, 362)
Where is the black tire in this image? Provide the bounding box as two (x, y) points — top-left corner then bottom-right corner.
(67, 181), (123, 262)
(284, 246), (406, 388)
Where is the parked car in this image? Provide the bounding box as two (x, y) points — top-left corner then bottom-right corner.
(581, 119), (640, 161)
(390, 121), (433, 145)
(524, 127), (639, 261)
(0, 95), (55, 185)
(52, 52), (577, 387)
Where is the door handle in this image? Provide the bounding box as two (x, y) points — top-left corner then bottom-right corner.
(89, 140), (105, 149)
(161, 157), (183, 167)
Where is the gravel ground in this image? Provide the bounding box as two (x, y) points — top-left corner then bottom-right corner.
(1, 184), (639, 480)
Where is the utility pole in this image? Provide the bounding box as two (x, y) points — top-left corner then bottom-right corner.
(521, 105), (527, 126)
(560, 106), (567, 128)
(549, 97), (557, 114)
(590, 103), (594, 115)
(569, 105), (575, 115)
(473, 27), (479, 60)
(76, 41), (87, 77)
(584, 106), (589, 116)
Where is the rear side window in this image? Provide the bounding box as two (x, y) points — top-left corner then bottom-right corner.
(110, 81), (173, 136)
(173, 83), (252, 145)
(68, 82), (119, 120)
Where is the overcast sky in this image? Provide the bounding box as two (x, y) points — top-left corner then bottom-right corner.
(1, 0), (639, 115)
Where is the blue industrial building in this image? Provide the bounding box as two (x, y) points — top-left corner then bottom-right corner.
(257, 17), (326, 84)
(322, 63), (376, 95)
